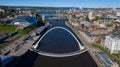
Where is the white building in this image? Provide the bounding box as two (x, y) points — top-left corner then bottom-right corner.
(105, 35), (120, 54)
(116, 11), (120, 16)
(42, 15), (45, 22)
(116, 11), (120, 19)
(88, 11), (94, 20)
(11, 16), (37, 29)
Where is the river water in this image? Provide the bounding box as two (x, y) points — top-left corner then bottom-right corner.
(32, 19), (98, 67)
(6, 19), (98, 67)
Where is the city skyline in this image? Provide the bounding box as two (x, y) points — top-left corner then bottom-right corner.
(0, 0), (120, 8)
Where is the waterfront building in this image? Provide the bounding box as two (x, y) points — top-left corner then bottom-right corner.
(33, 26), (46, 36)
(105, 35), (120, 54)
(11, 16), (37, 29)
(80, 21), (95, 32)
(78, 30), (98, 43)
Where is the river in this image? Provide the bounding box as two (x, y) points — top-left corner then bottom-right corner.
(6, 19), (98, 67)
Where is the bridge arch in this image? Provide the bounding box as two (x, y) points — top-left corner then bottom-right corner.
(33, 27), (86, 57)
(34, 27), (84, 49)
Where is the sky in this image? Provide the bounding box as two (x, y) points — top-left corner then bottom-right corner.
(0, 0), (120, 8)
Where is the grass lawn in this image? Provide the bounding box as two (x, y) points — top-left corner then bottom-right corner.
(17, 26), (35, 35)
(0, 25), (16, 32)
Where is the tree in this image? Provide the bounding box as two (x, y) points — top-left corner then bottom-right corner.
(85, 16), (91, 22)
(36, 14), (45, 27)
(4, 8), (16, 17)
(0, 12), (4, 18)
(92, 16), (99, 22)
(106, 23), (112, 27)
(72, 15), (77, 19)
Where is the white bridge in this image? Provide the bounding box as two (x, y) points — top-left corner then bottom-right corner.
(32, 27), (87, 57)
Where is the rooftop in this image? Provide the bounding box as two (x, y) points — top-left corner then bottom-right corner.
(11, 16), (37, 25)
(80, 21), (93, 26)
(82, 30), (98, 38)
(107, 35), (120, 41)
(111, 36), (120, 40)
(96, 28), (108, 30)
(96, 51), (116, 66)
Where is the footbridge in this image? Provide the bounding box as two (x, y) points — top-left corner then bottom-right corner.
(32, 27), (87, 57)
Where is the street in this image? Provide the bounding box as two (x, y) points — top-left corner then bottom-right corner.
(9, 36), (40, 56)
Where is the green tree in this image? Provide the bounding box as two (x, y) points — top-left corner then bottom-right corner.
(92, 16), (99, 22)
(17, 26), (35, 35)
(36, 14), (45, 26)
(72, 15), (77, 19)
(85, 16), (91, 22)
(106, 23), (112, 27)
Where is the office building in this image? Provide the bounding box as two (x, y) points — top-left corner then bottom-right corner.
(88, 11), (94, 20)
(105, 35), (120, 54)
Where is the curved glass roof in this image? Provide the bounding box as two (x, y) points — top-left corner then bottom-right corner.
(11, 16), (37, 25)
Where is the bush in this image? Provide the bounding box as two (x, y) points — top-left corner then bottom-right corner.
(17, 29), (27, 34)
(85, 16), (91, 22)
(106, 23), (112, 27)
(17, 26), (35, 35)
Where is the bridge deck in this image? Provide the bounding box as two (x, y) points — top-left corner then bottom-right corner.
(36, 27), (80, 53)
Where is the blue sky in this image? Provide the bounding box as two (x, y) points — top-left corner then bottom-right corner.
(0, 0), (120, 7)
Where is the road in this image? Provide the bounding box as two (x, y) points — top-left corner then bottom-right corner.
(9, 36), (40, 56)
(0, 28), (39, 56)
(0, 35), (25, 54)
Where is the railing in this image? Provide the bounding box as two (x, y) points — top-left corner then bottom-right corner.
(30, 48), (87, 57)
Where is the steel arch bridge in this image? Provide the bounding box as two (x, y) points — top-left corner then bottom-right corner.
(32, 27), (87, 57)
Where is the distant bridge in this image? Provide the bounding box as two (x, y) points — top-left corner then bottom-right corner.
(39, 14), (67, 19)
(39, 14), (65, 16)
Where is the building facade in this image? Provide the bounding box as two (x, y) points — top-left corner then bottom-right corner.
(11, 16), (37, 29)
(105, 35), (120, 54)
(88, 11), (94, 20)
(90, 28), (108, 35)
(78, 30), (98, 43)
(116, 11), (120, 19)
